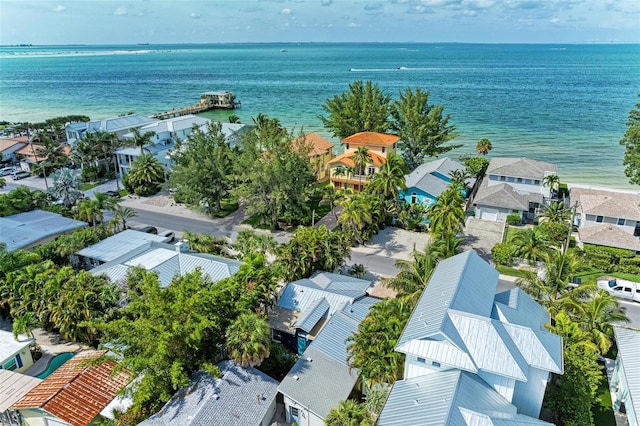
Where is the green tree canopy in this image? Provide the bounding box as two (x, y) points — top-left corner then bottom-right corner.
(620, 95), (640, 185)
(390, 88), (460, 171)
(319, 80), (392, 139)
(124, 153), (165, 196)
(325, 400), (374, 426)
(475, 138), (492, 155)
(225, 312), (271, 368)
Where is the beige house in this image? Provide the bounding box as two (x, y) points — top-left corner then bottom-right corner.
(571, 187), (640, 252)
(293, 132), (334, 182)
(328, 132), (400, 192)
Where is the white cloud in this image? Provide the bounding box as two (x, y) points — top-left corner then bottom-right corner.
(53, 4), (66, 12)
(281, 8), (292, 15)
(190, 12), (201, 19)
(113, 7), (127, 16)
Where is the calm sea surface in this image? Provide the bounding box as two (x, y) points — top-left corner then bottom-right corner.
(1, 43), (639, 189)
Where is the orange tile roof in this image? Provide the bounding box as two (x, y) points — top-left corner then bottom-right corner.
(293, 132), (334, 157)
(328, 151), (386, 167)
(12, 350), (132, 426)
(342, 132), (400, 147)
(14, 143), (71, 162)
(0, 137), (28, 152)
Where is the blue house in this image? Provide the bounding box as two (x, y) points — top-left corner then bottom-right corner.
(400, 157), (472, 207)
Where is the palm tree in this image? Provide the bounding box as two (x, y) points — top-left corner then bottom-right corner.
(128, 128), (156, 155)
(225, 312), (271, 368)
(448, 168), (471, 193)
(321, 186), (346, 220)
(383, 243), (439, 303)
(538, 201), (571, 223)
(563, 288), (629, 354)
(325, 400), (373, 426)
(367, 153), (407, 201)
(95, 131), (123, 190)
(0, 177), (5, 189)
(353, 147), (372, 192)
(543, 174), (560, 196)
(76, 198), (103, 228)
(12, 311), (38, 340)
(111, 205), (137, 232)
(432, 231), (464, 259)
(126, 153), (165, 195)
(339, 195), (373, 244)
(349, 264), (367, 278)
(475, 138), (493, 155)
(426, 187), (465, 237)
(511, 227), (551, 265)
(34, 135), (64, 190)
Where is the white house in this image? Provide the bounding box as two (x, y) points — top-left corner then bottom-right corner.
(0, 210), (88, 252)
(65, 114), (158, 145)
(378, 251), (563, 424)
(610, 326), (640, 426)
(138, 361), (279, 426)
(473, 157), (557, 222)
(571, 187), (640, 252)
(0, 329), (34, 374)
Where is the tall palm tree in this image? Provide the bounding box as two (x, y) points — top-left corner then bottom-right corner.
(368, 153), (407, 201)
(76, 198), (103, 228)
(127, 153), (165, 195)
(34, 135), (65, 190)
(353, 147), (372, 192)
(321, 186), (346, 220)
(511, 227), (551, 265)
(563, 288), (629, 354)
(111, 205), (137, 231)
(538, 201), (571, 223)
(383, 243), (440, 303)
(543, 174), (560, 196)
(475, 138), (493, 155)
(225, 312), (271, 367)
(426, 187), (465, 237)
(325, 400), (373, 426)
(449, 168), (471, 193)
(95, 131), (123, 190)
(128, 127), (157, 155)
(339, 195), (373, 244)
(433, 231), (464, 259)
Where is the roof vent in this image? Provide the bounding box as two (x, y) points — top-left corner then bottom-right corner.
(414, 399), (419, 406)
(212, 394), (219, 400)
(293, 375), (300, 381)
(306, 357), (313, 362)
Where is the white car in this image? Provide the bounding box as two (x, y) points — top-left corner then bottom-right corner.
(0, 167), (16, 176)
(598, 278), (640, 303)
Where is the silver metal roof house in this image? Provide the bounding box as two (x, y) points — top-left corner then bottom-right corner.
(76, 229), (170, 267)
(278, 296), (380, 425)
(0, 210), (87, 252)
(611, 326), (640, 426)
(90, 242), (242, 288)
(403, 157), (475, 200)
(138, 360), (279, 426)
(380, 251), (563, 423)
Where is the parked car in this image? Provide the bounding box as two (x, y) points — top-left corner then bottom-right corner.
(0, 167), (16, 177)
(158, 230), (176, 242)
(138, 226), (158, 235)
(11, 170), (31, 180)
(102, 190), (121, 198)
(597, 277), (640, 303)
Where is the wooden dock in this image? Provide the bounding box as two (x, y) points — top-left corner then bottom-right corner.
(151, 104), (214, 120)
(151, 91), (241, 120)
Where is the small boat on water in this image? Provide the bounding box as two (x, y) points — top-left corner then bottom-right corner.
(280, 49), (288, 52)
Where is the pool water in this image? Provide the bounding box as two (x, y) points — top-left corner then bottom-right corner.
(37, 352), (74, 379)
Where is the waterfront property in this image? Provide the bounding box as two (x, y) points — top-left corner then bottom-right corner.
(268, 272), (372, 354)
(378, 251), (562, 424)
(278, 296), (380, 426)
(0, 370), (41, 426)
(292, 132), (335, 182)
(0, 210), (88, 252)
(328, 132), (400, 192)
(610, 326), (640, 426)
(89, 240), (242, 288)
(400, 157), (473, 207)
(0, 136), (28, 165)
(65, 114), (158, 145)
(571, 186), (640, 253)
(0, 329), (34, 374)
(472, 157), (557, 222)
(138, 360), (279, 426)
(11, 350), (132, 426)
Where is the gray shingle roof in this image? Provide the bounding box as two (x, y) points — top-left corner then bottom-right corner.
(378, 370), (553, 425)
(613, 326), (640, 424)
(0, 210), (88, 252)
(487, 157), (557, 180)
(138, 361), (279, 426)
(579, 224), (640, 251)
(572, 187), (640, 220)
(474, 179), (544, 210)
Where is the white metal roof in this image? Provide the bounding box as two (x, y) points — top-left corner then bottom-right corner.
(0, 329), (33, 364)
(613, 326), (640, 424)
(77, 230), (169, 263)
(0, 210), (88, 252)
(0, 369), (41, 412)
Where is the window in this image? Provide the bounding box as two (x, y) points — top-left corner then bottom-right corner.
(368, 166), (375, 176)
(499, 176), (506, 181)
(516, 178), (523, 183)
(382, 146), (386, 153)
(272, 330), (283, 343)
(618, 218), (626, 226)
(596, 216), (604, 223)
(432, 361), (441, 368)
(534, 180), (541, 185)
(411, 193), (417, 205)
(2, 358), (17, 371)
(345, 144), (350, 150)
(291, 407), (299, 418)
(417, 357), (425, 363)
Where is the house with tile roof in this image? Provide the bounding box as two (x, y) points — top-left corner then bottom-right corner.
(0, 210), (88, 252)
(0, 329), (34, 374)
(89, 240), (242, 288)
(400, 157), (474, 207)
(293, 132), (335, 182)
(378, 251), (563, 424)
(15, 143), (72, 174)
(278, 296), (380, 426)
(328, 132), (400, 192)
(137, 360), (279, 426)
(571, 187), (640, 252)
(12, 350), (132, 426)
(472, 157), (557, 222)
(610, 326), (640, 426)
(0, 136), (28, 164)
(268, 271), (372, 354)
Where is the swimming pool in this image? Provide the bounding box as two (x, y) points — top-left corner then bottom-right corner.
(37, 352), (74, 379)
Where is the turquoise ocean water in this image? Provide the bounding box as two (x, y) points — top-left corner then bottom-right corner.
(1, 43), (639, 189)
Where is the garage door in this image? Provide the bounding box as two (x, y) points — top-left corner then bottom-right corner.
(480, 208), (498, 221)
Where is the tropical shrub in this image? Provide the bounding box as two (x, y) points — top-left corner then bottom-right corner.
(538, 221), (571, 247)
(491, 243), (514, 265)
(582, 244), (635, 273)
(506, 214), (522, 226)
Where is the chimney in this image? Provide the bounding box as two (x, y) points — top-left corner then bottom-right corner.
(176, 239), (190, 253)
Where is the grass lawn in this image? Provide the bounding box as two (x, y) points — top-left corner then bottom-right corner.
(207, 196), (239, 218)
(80, 182), (100, 191)
(503, 225), (528, 243)
(495, 265), (531, 279)
(592, 374), (616, 426)
(242, 214), (274, 230)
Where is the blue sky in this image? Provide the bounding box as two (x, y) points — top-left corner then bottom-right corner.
(1, 0), (639, 45)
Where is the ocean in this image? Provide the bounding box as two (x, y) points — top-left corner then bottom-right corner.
(1, 43), (639, 189)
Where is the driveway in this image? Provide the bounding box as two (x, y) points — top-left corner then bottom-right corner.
(462, 217), (505, 262)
